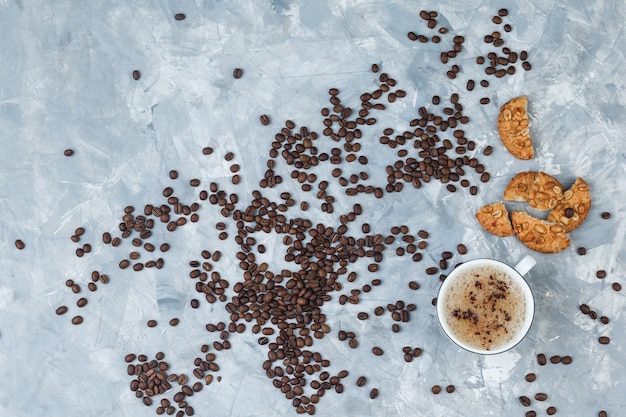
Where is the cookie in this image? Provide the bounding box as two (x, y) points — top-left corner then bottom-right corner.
(504, 171), (564, 211)
(475, 202), (515, 237)
(511, 211), (570, 253)
(497, 96), (534, 160)
(546, 177), (591, 232)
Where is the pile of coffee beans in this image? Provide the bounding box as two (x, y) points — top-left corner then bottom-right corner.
(407, 9), (533, 105)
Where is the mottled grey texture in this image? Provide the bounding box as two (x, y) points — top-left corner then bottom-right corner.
(0, 1), (624, 416)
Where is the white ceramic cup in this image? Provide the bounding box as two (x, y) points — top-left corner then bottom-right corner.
(436, 255), (536, 355)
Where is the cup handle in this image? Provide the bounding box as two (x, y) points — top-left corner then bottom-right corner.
(514, 255), (536, 276)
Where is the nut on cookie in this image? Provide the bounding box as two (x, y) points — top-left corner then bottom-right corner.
(497, 96), (534, 160)
(511, 211), (570, 253)
(504, 171), (564, 211)
(475, 202), (515, 237)
(547, 177), (591, 232)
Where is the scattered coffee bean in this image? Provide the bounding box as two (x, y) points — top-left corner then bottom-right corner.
(233, 68), (243, 79)
(77, 298), (88, 308)
(549, 355), (561, 364)
(526, 412), (537, 417)
(147, 320), (157, 328)
(56, 306), (68, 315)
(612, 282), (621, 291)
(260, 115), (270, 125)
(601, 211), (611, 219)
(356, 376), (366, 387)
(519, 396), (531, 407)
(174, 13), (186, 21)
(599, 411), (608, 417)
(132, 70), (141, 80)
(577, 247), (586, 255)
(535, 393), (548, 401)
(169, 318), (180, 326)
(431, 385), (441, 394)
(598, 336), (610, 345)
(15, 239), (25, 250)
(445, 385), (455, 393)
(480, 97), (490, 105)
(369, 388), (379, 399)
(537, 354), (547, 366)
(547, 406), (557, 415)
(372, 347), (384, 356)
(72, 315), (83, 325)
(525, 373), (536, 382)
(596, 270), (607, 279)
(561, 355), (573, 364)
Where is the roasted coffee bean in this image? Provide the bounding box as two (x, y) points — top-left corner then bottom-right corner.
(580, 304), (591, 314)
(64, 149), (74, 156)
(596, 270), (607, 279)
(233, 68), (243, 79)
(480, 97), (490, 105)
(71, 284), (81, 293)
(535, 393), (548, 401)
(525, 373), (536, 382)
(125, 353), (137, 363)
(56, 306), (68, 315)
(522, 61), (532, 71)
(601, 211), (611, 219)
(589, 311), (598, 320)
(426, 267), (438, 275)
(88, 282), (97, 291)
(357, 312), (369, 320)
(72, 315), (83, 325)
(537, 354), (547, 366)
(546, 406), (556, 415)
(408, 281), (419, 290)
(550, 355), (561, 364)
(15, 239), (25, 250)
(613, 282), (622, 291)
(561, 355), (573, 364)
(466, 79), (475, 91)
(174, 13), (186, 20)
(372, 347), (384, 356)
(526, 412), (537, 417)
(77, 298), (88, 308)
(356, 376), (366, 387)
(599, 411), (608, 417)
(119, 259), (130, 269)
(445, 385), (455, 393)
(369, 388), (379, 399)
(147, 320), (157, 328)
(577, 247), (586, 255)
(132, 70), (141, 80)
(431, 385), (441, 394)
(599, 336), (610, 345)
(519, 396), (531, 407)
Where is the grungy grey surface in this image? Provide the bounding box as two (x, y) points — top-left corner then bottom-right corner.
(0, 0), (625, 416)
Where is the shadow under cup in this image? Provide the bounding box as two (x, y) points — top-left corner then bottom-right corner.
(436, 256), (536, 355)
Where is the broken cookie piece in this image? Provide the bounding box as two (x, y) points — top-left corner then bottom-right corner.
(475, 202), (515, 237)
(547, 177), (591, 233)
(511, 211), (570, 253)
(504, 171), (563, 211)
(497, 96), (534, 160)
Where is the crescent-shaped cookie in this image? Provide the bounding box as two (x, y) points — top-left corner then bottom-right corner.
(546, 177), (591, 232)
(511, 211), (570, 253)
(497, 96), (534, 160)
(504, 171), (564, 211)
(475, 202), (514, 237)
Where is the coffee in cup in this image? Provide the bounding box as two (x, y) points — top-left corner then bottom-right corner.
(436, 255), (536, 354)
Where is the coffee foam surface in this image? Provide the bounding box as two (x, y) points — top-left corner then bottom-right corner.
(443, 264), (527, 351)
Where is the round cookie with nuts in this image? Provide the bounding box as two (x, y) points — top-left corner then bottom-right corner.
(504, 171), (564, 211)
(511, 211), (570, 253)
(475, 202), (514, 237)
(497, 96), (534, 160)
(546, 177), (591, 232)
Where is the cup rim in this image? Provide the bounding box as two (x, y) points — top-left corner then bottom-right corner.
(436, 258), (535, 355)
